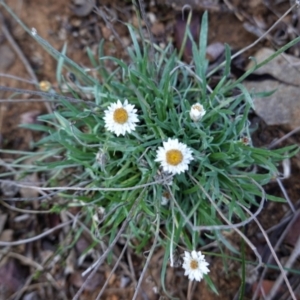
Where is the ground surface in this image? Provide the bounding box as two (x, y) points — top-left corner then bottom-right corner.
(1, 1), (300, 299)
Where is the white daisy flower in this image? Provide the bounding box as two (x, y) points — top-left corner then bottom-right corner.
(155, 138), (193, 175)
(190, 103), (206, 122)
(182, 250), (210, 282)
(104, 99), (139, 136)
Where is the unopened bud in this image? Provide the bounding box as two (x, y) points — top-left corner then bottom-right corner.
(190, 103), (206, 122)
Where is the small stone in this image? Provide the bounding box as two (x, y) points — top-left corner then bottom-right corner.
(0, 229), (13, 242)
(0, 181), (19, 197)
(72, 0), (95, 17)
(147, 12), (156, 24)
(151, 22), (165, 36)
(244, 47), (300, 128)
(102, 26), (112, 39)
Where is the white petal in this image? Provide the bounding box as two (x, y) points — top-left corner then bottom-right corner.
(155, 138), (193, 175)
(181, 250), (210, 282)
(103, 99), (139, 136)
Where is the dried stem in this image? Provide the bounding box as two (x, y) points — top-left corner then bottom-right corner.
(132, 210), (160, 300)
(166, 174), (266, 232)
(72, 189), (146, 300)
(208, 2), (297, 77)
(137, 0), (154, 61)
(240, 205), (297, 300)
(0, 178), (173, 192)
(187, 174), (263, 268)
(0, 220), (73, 246)
(95, 238), (130, 300)
(252, 209), (300, 300)
(0, 11), (52, 114)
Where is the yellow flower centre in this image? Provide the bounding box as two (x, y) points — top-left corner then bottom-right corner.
(190, 259), (199, 270)
(113, 108), (128, 124)
(166, 149), (183, 166)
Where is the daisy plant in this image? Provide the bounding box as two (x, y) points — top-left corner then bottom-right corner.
(1, 1), (300, 297)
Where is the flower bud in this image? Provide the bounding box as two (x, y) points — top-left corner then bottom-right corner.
(189, 103), (206, 122)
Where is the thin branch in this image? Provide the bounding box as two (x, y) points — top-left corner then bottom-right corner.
(72, 188), (146, 300)
(252, 209), (300, 300)
(0, 220), (73, 246)
(0, 178), (173, 192)
(0, 191), (60, 202)
(240, 205), (297, 300)
(0, 200), (52, 214)
(187, 280), (193, 300)
(0, 249), (43, 270)
(132, 210), (160, 300)
(276, 178), (295, 213)
(0, 85), (97, 107)
(94, 6), (125, 48)
(187, 174), (263, 268)
(95, 238), (130, 300)
(0, 11), (54, 114)
(0, 98), (92, 104)
(137, 0), (154, 61)
(165, 174), (266, 231)
(268, 126), (300, 149)
(0, 11), (38, 84)
(0, 73), (36, 84)
(207, 2), (297, 77)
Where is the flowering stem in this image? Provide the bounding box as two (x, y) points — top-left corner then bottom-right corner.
(187, 280), (193, 300)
